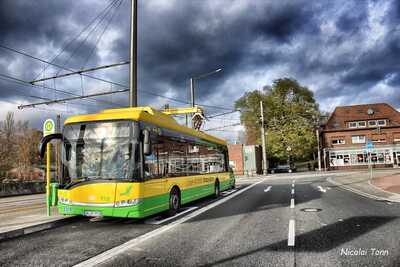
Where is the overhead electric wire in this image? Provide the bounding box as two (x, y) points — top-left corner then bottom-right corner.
(0, 73), (118, 107)
(204, 123), (241, 131)
(0, 76), (107, 109)
(17, 88), (129, 109)
(81, 0), (123, 69)
(0, 44), (239, 110)
(207, 109), (240, 118)
(57, 0), (122, 74)
(33, 0), (120, 80)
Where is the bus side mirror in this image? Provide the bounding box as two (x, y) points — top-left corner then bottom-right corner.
(39, 133), (63, 159)
(143, 129), (152, 156)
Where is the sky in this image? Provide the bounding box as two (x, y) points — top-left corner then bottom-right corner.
(0, 0), (399, 142)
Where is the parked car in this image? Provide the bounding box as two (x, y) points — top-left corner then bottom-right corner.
(269, 164), (296, 173)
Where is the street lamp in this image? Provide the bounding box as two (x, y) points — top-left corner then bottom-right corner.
(190, 68), (223, 107)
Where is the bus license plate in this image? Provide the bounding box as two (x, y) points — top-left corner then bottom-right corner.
(84, 211), (102, 217)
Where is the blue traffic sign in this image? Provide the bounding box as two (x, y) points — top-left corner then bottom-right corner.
(365, 140), (374, 150)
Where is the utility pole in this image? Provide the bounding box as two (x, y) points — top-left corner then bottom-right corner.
(129, 0), (138, 107)
(316, 128), (322, 171)
(189, 78), (194, 127)
(190, 78), (195, 107)
(260, 101), (268, 175)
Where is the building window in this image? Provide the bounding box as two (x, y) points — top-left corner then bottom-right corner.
(349, 122), (357, 128)
(352, 135), (366, 144)
(357, 121), (366, 127)
(329, 149), (392, 167)
(332, 139), (345, 145)
(368, 120), (377, 127)
(377, 120), (386, 126)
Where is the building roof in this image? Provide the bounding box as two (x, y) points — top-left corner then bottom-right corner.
(64, 106), (227, 146)
(324, 103), (400, 131)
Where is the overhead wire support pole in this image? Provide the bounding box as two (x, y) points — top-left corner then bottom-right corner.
(17, 89), (129, 110)
(30, 61), (130, 84)
(129, 0), (138, 107)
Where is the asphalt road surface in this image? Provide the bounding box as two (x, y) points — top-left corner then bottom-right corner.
(1, 174), (399, 267)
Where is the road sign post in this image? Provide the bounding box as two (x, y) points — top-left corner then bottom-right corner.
(365, 140), (374, 180)
(43, 119), (55, 216)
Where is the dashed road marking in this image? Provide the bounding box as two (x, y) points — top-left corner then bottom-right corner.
(290, 198), (295, 208)
(221, 189), (238, 196)
(292, 184), (295, 188)
(317, 186), (327, 193)
(144, 207), (199, 225)
(291, 189), (295, 195)
(288, 219), (295, 246)
(264, 186), (272, 192)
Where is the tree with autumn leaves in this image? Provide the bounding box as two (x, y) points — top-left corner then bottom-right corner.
(0, 112), (42, 180)
(235, 78), (321, 163)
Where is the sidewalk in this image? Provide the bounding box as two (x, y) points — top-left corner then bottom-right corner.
(328, 169), (400, 203)
(0, 194), (76, 241)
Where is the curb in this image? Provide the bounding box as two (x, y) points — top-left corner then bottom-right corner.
(326, 177), (400, 203)
(0, 216), (79, 242)
(367, 180), (400, 202)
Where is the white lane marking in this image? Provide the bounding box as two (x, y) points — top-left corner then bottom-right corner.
(288, 219), (295, 246)
(317, 186), (327, 193)
(73, 178), (267, 267)
(291, 189), (295, 195)
(292, 184), (295, 188)
(144, 207), (198, 225)
(221, 189), (238, 196)
(290, 198), (295, 208)
(264, 186), (272, 192)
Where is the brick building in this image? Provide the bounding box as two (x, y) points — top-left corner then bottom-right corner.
(321, 103), (400, 169)
(228, 144), (244, 175)
(228, 144), (262, 175)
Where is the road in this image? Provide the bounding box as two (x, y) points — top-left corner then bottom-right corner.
(0, 174), (399, 266)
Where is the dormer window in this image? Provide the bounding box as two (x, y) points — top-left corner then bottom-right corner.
(349, 122), (357, 128)
(349, 121), (366, 128)
(377, 120), (386, 126)
(358, 121), (366, 127)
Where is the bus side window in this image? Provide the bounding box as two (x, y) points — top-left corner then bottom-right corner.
(144, 145), (158, 179)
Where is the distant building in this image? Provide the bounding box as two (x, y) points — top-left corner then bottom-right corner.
(228, 144), (262, 175)
(321, 103), (400, 169)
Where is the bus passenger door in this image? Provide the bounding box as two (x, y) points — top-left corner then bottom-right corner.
(142, 142), (168, 212)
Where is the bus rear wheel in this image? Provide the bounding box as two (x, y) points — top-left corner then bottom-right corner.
(168, 187), (180, 216)
(214, 181), (220, 198)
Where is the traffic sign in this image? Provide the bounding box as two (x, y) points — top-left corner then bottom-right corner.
(43, 119), (55, 136)
(366, 140), (374, 150)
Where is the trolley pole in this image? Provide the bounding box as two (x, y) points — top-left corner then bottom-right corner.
(260, 101), (268, 175)
(46, 143), (52, 216)
(129, 0), (138, 107)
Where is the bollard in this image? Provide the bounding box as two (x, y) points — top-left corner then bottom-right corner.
(51, 183), (58, 206)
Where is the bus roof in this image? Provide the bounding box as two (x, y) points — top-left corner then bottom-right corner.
(64, 106), (227, 146)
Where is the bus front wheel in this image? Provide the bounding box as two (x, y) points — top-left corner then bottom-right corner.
(168, 187), (180, 216)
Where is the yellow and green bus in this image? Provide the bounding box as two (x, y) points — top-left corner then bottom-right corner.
(40, 107), (235, 218)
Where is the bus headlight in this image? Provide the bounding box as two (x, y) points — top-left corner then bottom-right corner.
(115, 199), (141, 207)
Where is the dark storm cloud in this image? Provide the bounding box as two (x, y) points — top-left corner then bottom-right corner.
(1, 0), (400, 132)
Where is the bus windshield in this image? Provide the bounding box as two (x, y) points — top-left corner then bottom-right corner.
(62, 121), (139, 183)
